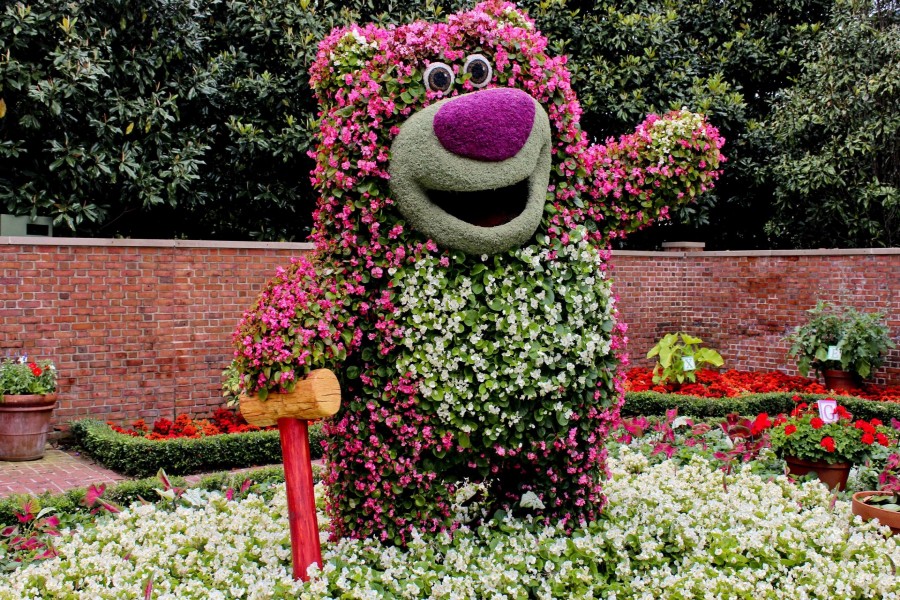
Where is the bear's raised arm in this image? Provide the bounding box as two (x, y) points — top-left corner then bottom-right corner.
(581, 110), (726, 241)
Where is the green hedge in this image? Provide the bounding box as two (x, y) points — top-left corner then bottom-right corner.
(71, 420), (325, 478)
(622, 391), (900, 423)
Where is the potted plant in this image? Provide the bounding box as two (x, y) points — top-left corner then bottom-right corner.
(785, 301), (895, 392)
(852, 452), (900, 534)
(646, 332), (724, 386)
(0, 356), (58, 461)
(766, 398), (893, 490)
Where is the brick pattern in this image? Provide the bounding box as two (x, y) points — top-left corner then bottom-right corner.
(1, 241), (306, 433)
(2, 241), (898, 433)
(614, 251), (900, 386)
(0, 448), (125, 496)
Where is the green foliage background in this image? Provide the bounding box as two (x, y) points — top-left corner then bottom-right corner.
(1, 0), (896, 247)
(761, 0), (900, 247)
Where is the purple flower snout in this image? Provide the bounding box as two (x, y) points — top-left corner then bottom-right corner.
(433, 88), (536, 162)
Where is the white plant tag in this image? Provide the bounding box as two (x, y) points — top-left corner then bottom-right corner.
(818, 398), (838, 424)
(682, 356), (696, 371)
(520, 491), (545, 510)
(826, 345), (842, 361)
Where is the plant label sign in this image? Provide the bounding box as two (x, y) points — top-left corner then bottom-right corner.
(682, 356), (696, 371)
(818, 398), (838, 424)
(826, 345), (842, 361)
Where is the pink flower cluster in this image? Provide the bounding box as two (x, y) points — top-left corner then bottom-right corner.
(233, 256), (363, 393)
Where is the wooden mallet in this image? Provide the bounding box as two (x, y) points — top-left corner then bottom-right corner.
(239, 368), (340, 581)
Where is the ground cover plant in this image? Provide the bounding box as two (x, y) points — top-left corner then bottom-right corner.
(1, 418), (899, 598)
(107, 408), (272, 440)
(626, 367), (900, 403)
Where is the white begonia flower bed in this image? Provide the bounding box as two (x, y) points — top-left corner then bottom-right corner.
(2, 453), (898, 599)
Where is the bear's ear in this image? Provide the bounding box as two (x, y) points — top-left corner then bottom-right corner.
(310, 25), (384, 101)
(459, 1), (535, 30)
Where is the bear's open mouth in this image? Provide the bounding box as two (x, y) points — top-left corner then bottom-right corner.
(425, 178), (529, 228)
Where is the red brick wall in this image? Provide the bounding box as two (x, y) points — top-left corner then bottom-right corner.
(614, 249), (900, 386)
(1, 238), (310, 433)
(2, 239), (898, 433)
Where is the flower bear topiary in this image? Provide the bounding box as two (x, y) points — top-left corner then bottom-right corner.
(234, 1), (724, 544)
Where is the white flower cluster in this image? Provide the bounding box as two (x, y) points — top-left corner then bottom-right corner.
(394, 230), (615, 437)
(2, 457), (898, 598)
(0, 491), (305, 600)
(329, 28), (379, 65)
(647, 110), (707, 164)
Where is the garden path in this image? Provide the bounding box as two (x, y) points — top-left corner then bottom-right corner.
(0, 445), (301, 499)
(0, 447), (125, 497)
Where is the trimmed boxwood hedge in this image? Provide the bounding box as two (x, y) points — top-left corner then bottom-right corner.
(72, 394), (897, 478)
(71, 420), (325, 478)
(622, 391), (900, 423)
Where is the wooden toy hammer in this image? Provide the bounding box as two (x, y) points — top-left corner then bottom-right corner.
(239, 368), (340, 581)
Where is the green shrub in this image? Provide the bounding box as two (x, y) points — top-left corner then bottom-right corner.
(70, 419), (325, 478)
(646, 332), (724, 385)
(785, 301), (895, 380)
(622, 391), (900, 423)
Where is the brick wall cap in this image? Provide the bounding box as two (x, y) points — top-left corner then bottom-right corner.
(614, 247), (900, 258)
(0, 236), (314, 250)
(661, 241), (706, 249)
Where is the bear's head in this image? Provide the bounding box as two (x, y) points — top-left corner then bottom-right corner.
(307, 1), (722, 266)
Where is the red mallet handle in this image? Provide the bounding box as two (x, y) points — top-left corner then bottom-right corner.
(278, 417), (322, 581)
(240, 370), (340, 581)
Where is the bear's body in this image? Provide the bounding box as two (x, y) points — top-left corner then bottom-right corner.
(235, 1), (724, 543)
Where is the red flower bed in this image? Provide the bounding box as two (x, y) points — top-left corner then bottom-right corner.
(625, 368), (900, 403)
(108, 408), (273, 440)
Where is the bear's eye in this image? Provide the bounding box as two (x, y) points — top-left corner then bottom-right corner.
(463, 54), (492, 88)
(424, 62), (455, 93)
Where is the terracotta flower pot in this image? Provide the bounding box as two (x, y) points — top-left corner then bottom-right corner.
(822, 369), (857, 393)
(784, 455), (851, 491)
(852, 491), (900, 535)
(0, 394), (58, 461)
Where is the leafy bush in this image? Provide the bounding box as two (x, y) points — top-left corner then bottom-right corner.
(0, 0), (327, 239)
(71, 419), (326, 478)
(785, 301), (895, 379)
(0, 357), (57, 396)
(767, 400), (893, 465)
(0, 0), (834, 246)
(762, 0), (900, 248)
(646, 332), (724, 385)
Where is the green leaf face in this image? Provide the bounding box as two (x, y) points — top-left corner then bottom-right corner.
(388, 93), (553, 255)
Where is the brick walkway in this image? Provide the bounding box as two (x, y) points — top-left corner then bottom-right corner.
(0, 445), (295, 499)
(0, 447), (126, 497)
